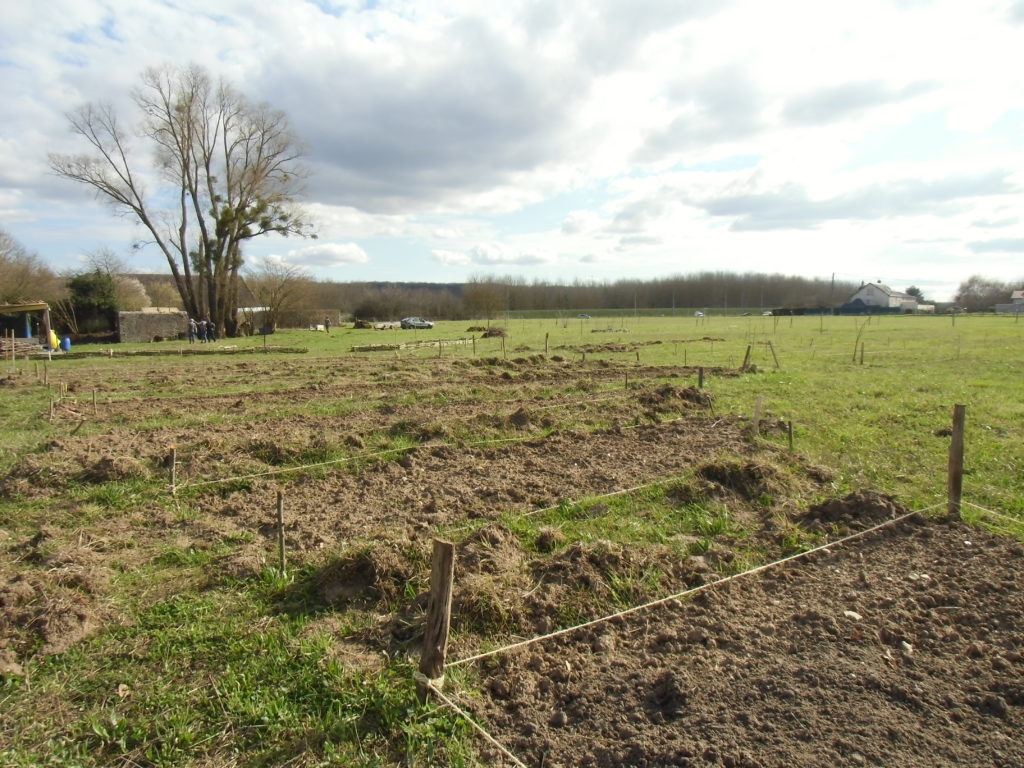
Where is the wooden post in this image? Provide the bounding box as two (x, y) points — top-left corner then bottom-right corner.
(947, 404), (966, 519)
(472, 336), (476, 356)
(437, 339), (443, 359)
(417, 538), (455, 703)
(49, 397), (54, 421)
(276, 490), (287, 574)
(768, 341), (780, 369)
(752, 395), (763, 436)
(35, 362), (39, 380)
(624, 372), (629, 390)
(544, 332), (549, 355)
(859, 342), (865, 365)
(43, 361), (48, 386)
(92, 389), (98, 415)
(698, 366), (704, 389)
(741, 344), (752, 371)
(787, 420), (794, 452)
(170, 447), (177, 496)
(635, 351), (640, 363)
(501, 336), (506, 359)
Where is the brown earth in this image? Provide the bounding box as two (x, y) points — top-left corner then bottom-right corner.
(466, 516), (1024, 768)
(1, 353), (1020, 768)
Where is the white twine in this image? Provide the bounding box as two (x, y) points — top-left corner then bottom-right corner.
(963, 501), (1023, 526)
(423, 680), (529, 768)
(449, 503), (944, 668)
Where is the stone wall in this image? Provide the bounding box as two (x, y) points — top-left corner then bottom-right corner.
(118, 309), (188, 343)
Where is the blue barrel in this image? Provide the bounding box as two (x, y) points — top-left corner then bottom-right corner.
(60, 337), (71, 352)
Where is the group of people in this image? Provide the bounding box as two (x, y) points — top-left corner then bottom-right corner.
(187, 318), (218, 344)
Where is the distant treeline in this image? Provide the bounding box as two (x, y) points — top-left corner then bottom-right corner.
(135, 271), (859, 322)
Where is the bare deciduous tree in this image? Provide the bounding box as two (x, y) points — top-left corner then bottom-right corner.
(0, 228), (66, 304)
(243, 260), (311, 331)
(50, 64), (315, 336)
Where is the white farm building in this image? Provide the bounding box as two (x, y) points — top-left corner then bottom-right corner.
(844, 282), (919, 312)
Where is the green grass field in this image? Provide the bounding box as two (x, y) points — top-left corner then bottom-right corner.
(0, 312), (1021, 766)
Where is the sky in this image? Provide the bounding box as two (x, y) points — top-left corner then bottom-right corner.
(2, 0), (1023, 303)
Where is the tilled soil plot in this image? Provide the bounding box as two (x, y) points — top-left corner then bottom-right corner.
(464, 517), (1024, 768)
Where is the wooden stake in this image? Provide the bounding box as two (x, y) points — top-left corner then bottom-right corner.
(859, 342), (865, 365)
(698, 366), (704, 389)
(276, 490), (287, 574)
(472, 336), (476, 356)
(768, 341), (780, 369)
(752, 395), (763, 436)
(49, 397), (54, 421)
(947, 404), (966, 519)
(43, 361), (48, 386)
(635, 351), (640, 363)
(417, 538), (455, 703)
(170, 447), (177, 496)
(544, 332), (549, 355)
(741, 344), (752, 371)
(787, 420), (794, 452)
(92, 389), (97, 415)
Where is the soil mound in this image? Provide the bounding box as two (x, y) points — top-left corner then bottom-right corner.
(638, 384), (713, 411)
(1, 538), (109, 663)
(697, 460), (785, 501)
(458, 524), (524, 574)
(798, 489), (908, 533)
(80, 455), (150, 483)
(507, 407), (533, 430)
(314, 545), (416, 607)
(0, 455), (51, 496)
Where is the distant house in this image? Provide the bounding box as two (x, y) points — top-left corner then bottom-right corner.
(843, 282), (918, 313)
(995, 289), (1024, 314)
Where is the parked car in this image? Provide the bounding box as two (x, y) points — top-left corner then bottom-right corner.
(400, 317), (434, 329)
(577, 313), (591, 319)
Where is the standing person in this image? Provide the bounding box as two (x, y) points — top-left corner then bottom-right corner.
(207, 320), (217, 342)
(324, 316), (331, 334)
(188, 318), (197, 344)
(198, 319), (208, 343)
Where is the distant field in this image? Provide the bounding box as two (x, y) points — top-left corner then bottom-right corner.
(0, 312), (1021, 766)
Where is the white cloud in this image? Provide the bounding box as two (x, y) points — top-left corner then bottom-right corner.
(432, 249), (471, 265)
(276, 242), (370, 267)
